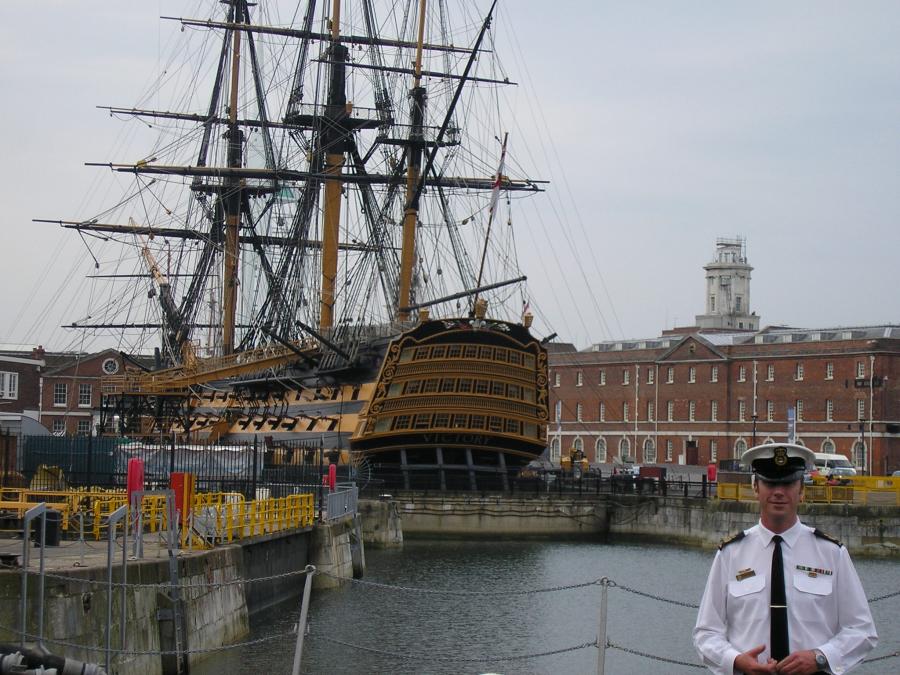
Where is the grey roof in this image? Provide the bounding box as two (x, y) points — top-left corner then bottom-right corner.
(584, 324), (900, 353)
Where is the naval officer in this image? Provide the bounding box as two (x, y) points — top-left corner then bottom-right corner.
(693, 443), (877, 674)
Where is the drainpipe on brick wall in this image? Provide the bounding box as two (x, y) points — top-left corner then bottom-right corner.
(869, 354), (875, 475)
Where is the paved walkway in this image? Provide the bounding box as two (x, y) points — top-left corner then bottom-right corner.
(0, 532), (201, 573)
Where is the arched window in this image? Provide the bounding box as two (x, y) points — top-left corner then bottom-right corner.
(642, 438), (657, 463)
(573, 436), (584, 456)
(734, 438), (748, 457)
(595, 437), (607, 463)
(821, 438), (836, 454)
(618, 437), (631, 460)
(550, 437), (561, 463)
(794, 437), (805, 447)
(853, 441), (866, 470)
(763, 437), (775, 445)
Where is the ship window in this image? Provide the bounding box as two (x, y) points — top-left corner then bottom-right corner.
(509, 351), (523, 366)
(399, 349), (414, 363)
(479, 346), (493, 360)
(413, 414), (431, 429)
(491, 381), (505, 396)
(431, 346), (447, 359)
(508, 384), (521, 400)
(505, 419), (520, 434)
(524, 388), (535, 403)
(413, 347), (429, 360)
(448, 345), (462, 358)
(392, 415), (412, 430)
(452, 414), (468, 428)
(475, 380), (490, 394)
(464, 345), (478, 358)
(404, 381), (422, 395)
(523, 354), (535, 369)
(374, 418), (391, 432)
(488, 416), (503, 432)
(440, 379), (456, 393)
(422, 379), (439, 393)
(458, 378), (473, 393)
(497, 348), (509, 362)
(471, 415), (486, 430)
(434, 413), (450, 428)
(389, 383), (403, 396)
(523, 422), (537, 438)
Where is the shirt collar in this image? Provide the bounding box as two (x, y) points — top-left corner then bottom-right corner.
(758, 519), (803, 548)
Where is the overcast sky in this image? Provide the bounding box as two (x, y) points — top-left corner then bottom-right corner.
(1, 1), (898, 352)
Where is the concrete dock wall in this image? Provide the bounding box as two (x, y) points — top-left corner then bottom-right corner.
(0, 519), (361, 674)
(0, 545), (249, 675)
(391, 493), (900, 557)
(241, 529), (311, 615)
(396, 495), (609, 538)
(358, 499), (403, 548)
(606, 496), (900, 556)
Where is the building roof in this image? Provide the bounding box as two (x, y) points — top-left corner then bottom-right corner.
(584, 324), (900, 354)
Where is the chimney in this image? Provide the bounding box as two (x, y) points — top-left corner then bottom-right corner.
(32, 345), (46, 359)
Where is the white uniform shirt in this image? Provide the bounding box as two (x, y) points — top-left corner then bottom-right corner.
(693, 520), (877, 674)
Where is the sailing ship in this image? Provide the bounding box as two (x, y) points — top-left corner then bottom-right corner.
(49, 0), (551, 490)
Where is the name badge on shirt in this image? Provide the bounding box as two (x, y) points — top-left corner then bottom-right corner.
(796, 564), (832, 578)
(735, 568), (756, 581)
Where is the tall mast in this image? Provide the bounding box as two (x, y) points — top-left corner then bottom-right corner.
(319, 0), (348, 332)
(397, 0), (429, 321)
(222, 0), (246, 354)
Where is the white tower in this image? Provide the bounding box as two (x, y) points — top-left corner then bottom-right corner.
(695, 237), (759, 331)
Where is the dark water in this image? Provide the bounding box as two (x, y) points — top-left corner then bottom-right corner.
(195, 539), (899, 674)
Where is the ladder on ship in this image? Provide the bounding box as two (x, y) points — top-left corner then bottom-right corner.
(318, 325), (361, 372)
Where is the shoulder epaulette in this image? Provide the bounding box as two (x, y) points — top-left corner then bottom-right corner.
(718, 531), (745, 550)
(813, 528), (843, 547)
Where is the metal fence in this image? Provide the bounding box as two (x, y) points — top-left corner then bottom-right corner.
(18, 435), (357, 500)
(324, 483), (359, 521)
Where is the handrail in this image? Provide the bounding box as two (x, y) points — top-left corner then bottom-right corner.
(717, 481), (900, 506)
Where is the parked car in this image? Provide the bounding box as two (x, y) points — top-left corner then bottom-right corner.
(813, 452), (857, 478)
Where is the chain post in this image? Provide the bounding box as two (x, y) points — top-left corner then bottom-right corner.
(597, 577), (608, 675)
(291, 565), (316, 675)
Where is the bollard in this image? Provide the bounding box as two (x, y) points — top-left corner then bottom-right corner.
(20, 503), (48, 649)
(596, 577), (608, 675)
(291, 565), (316, 675)
(105, 505), (128, 675)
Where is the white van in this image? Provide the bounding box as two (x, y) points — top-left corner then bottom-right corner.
(813, 452), (857, 478)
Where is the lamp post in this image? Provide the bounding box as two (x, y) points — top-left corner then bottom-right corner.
(751, 413), (758, 447)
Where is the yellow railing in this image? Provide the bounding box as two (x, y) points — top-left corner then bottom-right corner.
(1, 488), (315, 542)
(717, 478), (900, 506)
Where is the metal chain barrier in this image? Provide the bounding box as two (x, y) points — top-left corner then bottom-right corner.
(606, 638), (706, 668)
(316, 568), (602, 596)
(312, 633), (597, 663)
(3, 560), (898, 669)
(11, 565), (312, 591)
(1, 623), (297, 657)
(864, 650), (900, 663)
(11, 561), (895, 606)
(866, 588), (900, 603)
(612, 581), (701, 609)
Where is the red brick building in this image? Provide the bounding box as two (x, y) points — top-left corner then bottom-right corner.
(39, 349), (126, 436)
(548, 326), (900, 475)
(0, 347), (47, 415)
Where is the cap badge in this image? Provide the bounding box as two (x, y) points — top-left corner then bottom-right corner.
(774, 447), (788, 466)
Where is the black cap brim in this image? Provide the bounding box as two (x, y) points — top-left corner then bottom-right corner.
(754, 468), (805, 484)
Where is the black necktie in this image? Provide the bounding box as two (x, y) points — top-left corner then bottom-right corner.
(770, 534), (789, 660)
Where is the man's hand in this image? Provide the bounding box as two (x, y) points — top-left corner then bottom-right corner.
(733, 645), (777, 673)
(775, 650), (819, 675)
